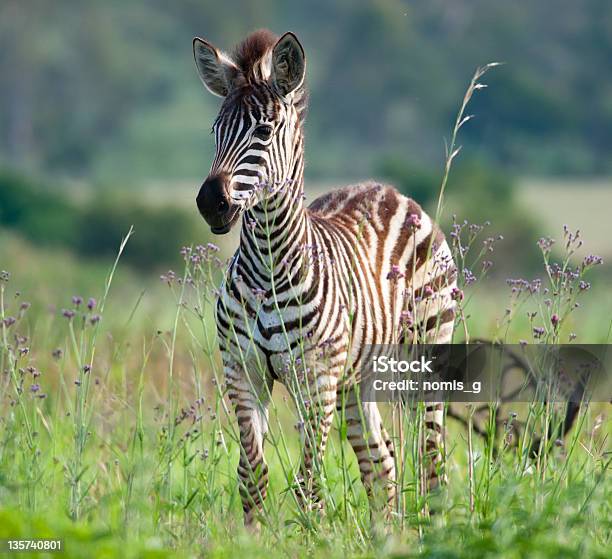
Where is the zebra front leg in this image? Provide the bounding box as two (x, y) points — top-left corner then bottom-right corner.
(226, 371), (273, 530)
(340, 389), (396, 520)
(292, 372), (338, 513)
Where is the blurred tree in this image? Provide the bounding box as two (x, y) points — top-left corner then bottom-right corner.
(0, 170), (209, 270)
(374, 156), (439, 206)
(0, 0), (610, 180)
(0, 0), (171, 174)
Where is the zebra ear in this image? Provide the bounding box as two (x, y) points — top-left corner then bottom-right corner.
(193, 37), (238, 97)
(271, 32), (305, 97)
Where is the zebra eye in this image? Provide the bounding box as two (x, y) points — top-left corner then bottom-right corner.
(254, 124), (273, 141)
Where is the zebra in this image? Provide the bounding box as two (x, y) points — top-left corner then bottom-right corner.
(193, 29), (457, 527)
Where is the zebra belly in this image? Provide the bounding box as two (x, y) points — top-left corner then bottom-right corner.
(217, 287), (356, 390)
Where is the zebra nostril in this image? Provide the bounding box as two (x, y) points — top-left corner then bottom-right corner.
(197, 174), (232, 222)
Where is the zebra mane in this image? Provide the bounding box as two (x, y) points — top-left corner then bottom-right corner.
(223, 29), (309, 119)
(232, 29), (278, 80)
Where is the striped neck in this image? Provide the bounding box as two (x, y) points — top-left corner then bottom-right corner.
(238, 134), (309, 289)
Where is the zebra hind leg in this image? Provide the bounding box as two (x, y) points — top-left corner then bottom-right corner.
(423, 401), (446, 491)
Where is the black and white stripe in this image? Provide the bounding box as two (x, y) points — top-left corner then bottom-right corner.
(194, 29), (456, 527)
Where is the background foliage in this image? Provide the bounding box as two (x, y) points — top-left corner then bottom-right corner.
(1, 0), (611, 278)
(1, 0), (612, 182)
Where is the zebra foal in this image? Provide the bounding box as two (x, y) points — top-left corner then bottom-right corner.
(193, 29), (457, 527)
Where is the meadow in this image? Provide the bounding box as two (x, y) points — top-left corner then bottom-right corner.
(0, 189), (610, 558)
(2, 3), (612, 556)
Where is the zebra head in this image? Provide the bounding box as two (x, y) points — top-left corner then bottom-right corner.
(193, 30), (307, 234)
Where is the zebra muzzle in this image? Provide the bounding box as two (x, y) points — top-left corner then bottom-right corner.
(196, 174), (241, 234)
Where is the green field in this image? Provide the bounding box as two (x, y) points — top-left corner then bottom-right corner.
(0, 200), (610, 559)
(2, 2), (611, 554)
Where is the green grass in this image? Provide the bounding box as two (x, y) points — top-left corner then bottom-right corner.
(0, 230), (610, 558)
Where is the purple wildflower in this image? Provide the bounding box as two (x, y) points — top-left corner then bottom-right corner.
(483, 237), (498, 252)
(387, 264), (404, 281)
(399, 310), (413, 328)
(582, 254), (603, 268)
(160, 270), (176, 285)
(405, 213), (422, 230)
(463, 269), (476, 285)
(537, 237), (555, 253)
(506, 278), (541, 295)
(451, 287), (464, 302)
